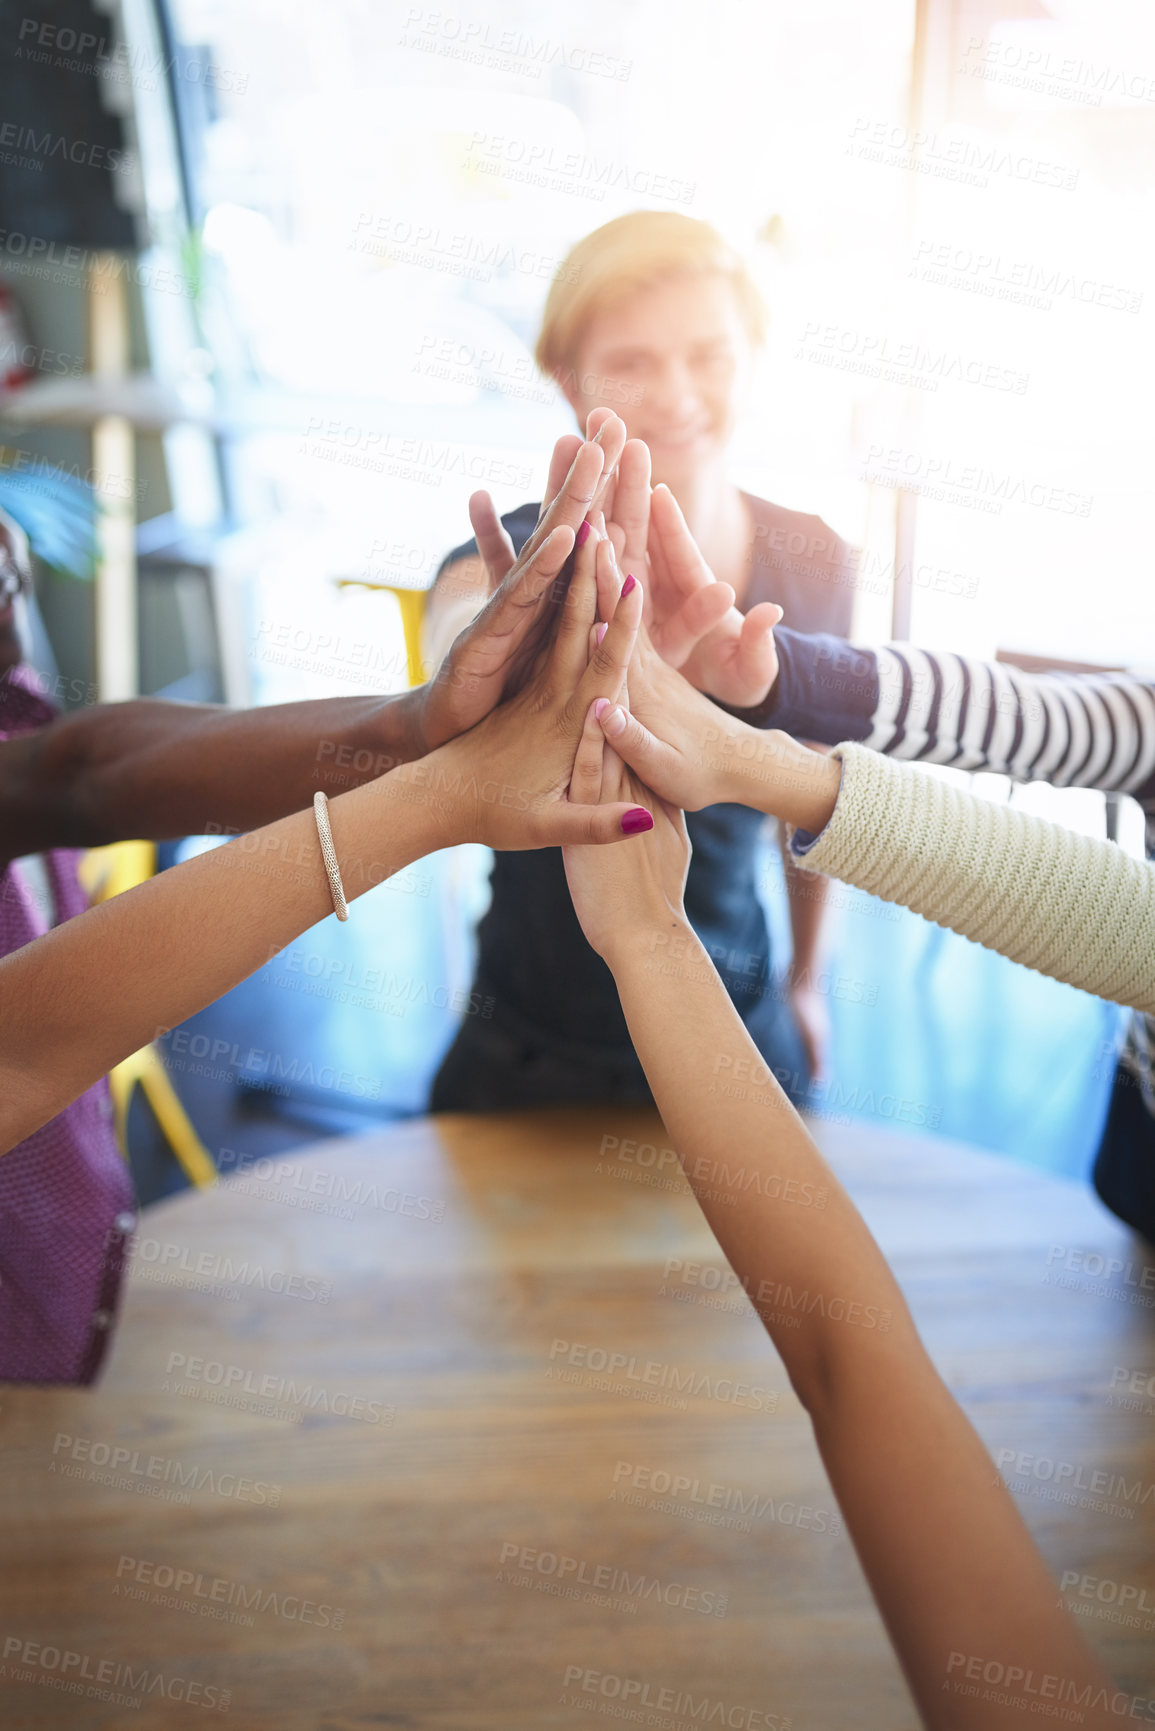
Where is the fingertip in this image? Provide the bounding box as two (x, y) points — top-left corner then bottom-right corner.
(620, 806), (654, 836)
(590, 410), (621, 448)
(621, 573), (638, 600)
(598, 703), (627, 739)
(594, 698), (610, 720)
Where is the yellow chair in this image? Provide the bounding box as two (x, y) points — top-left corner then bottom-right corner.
(78, 840), (218, 1189)
(335, 580), (428, 688)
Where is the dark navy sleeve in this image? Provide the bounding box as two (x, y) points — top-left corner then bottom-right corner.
(757, 629), (881, 744)
(433, 502), (541, 583)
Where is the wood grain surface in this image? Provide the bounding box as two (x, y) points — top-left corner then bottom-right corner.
(2, 1106), (1154, 1729)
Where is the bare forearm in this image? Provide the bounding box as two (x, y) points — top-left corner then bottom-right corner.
(607, 919), (916, 1394)
(0, 767), (447, 1149)
(606, 927), (1116, 1727)
(0, 689), (426, 863)
(719, 726), (842, 831)
(783, 836), (828, 975)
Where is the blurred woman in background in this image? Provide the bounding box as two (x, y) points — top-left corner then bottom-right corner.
(427, 211), (856, 1112)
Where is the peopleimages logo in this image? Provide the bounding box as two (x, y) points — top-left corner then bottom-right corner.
(163, 1353), (391, 1426)
(559, 1666), (791, 1728)
(547, 1339), (776, 1412)
(610, 1461), (842, 1537)
(945, 1651), (1155, 1721)
(127, 1236), (333, 1303)
(497, 1543), (728, 1617)
(1, 1637), (230, 1713)
(1061, 1569), (1155, 1626)
(216, 1151), (446, 1224)
(50, 1433), (282, 1507)
(995, 1447), (1155, 1520)
(159, 1027), (382, 1100)
(114, 1555), (345, 1630)
(0, 121), (131, 172)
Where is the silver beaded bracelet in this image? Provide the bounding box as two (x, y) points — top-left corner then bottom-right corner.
(312, 791), (349, 922)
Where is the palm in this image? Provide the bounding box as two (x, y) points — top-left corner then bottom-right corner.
(604, 454), (779, 710)
(563, 704), (689, 961)
(677, 600), (780, 708)
(417, 415), (628, 752)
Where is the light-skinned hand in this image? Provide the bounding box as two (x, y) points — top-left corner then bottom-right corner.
(593, 649), (842, 835)
(648, 482), (782, 707)
(412, 413), (629, 754)
(563, 696), (689, 964)
(399, 519), (654, 851)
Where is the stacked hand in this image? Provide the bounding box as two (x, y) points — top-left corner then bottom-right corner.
(397, 510), (651, 852)
(394, 415), (838, 940)
(409, 411), (629, 758)
(456, 410), (784, 724)
(559, 532), (841, 959)
(600, 434), (782, 708)
(563, 693), (690, 964)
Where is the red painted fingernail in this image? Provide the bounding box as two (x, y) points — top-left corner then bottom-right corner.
(594, 698), (610, 719)
(576, 521), (592, 548)
(621, 573), (637, 598)
(620, 807), (653, 835)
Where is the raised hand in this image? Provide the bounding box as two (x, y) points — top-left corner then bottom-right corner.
(648, 483), (782, 707)
(413, 414), (629, 754)
(562, 694), (689, 964)
(464, 406), (628, 596)
(593, 646), (842, 835)
(402, 520), (654, 851)
(602, 440), (736, 670)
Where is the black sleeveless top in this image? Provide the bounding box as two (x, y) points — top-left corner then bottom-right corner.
(438, 493), (855, 1058)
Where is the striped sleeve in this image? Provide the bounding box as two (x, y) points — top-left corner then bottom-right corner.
(778, 639), (1155, 812)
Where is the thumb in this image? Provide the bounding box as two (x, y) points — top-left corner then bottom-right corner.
(531, 801), (654, 847)
(596, 701), (678, 792)
(735, 602), (782, 693)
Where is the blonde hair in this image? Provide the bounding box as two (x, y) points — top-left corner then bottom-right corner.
(535, 212), (766, 379)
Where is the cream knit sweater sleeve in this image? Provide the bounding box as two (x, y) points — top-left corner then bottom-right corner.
(788, 741), (1155, 1015)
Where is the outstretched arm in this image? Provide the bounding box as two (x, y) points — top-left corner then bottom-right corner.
(0, 689), (426, 865)
(0, 541), (648, 1154)
(642, 485), (1155, 818)
(595, 656), (1155, 1015)
(562, 721), (1119, 1730)
(750, 628), (1155, 814)
(0, 420), (633, 869)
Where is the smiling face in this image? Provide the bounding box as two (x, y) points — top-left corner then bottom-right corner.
(559, 273), (753, 493)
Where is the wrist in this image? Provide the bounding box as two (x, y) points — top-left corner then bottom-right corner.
(388, 687), (432, 764)
(600, 907), (699, 979)
(382, 746), (471, 851)
(712, 677), (780, 730)
(320, 763), (455, 907)
(720, 727), (841, 831)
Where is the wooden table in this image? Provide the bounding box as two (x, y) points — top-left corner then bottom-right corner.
(3, 1108), (1155, 1728)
